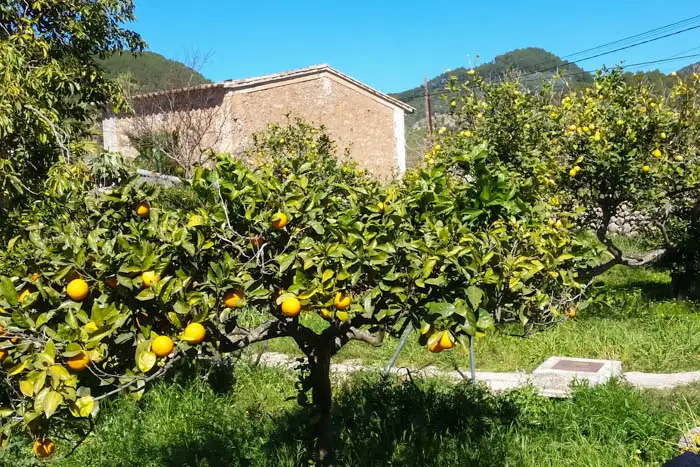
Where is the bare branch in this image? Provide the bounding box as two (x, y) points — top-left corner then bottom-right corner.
(578, 247), (668, 281)
(94, 355), (182, 402)
(221, 320), (287, 351)
(345, 327), (385, 346)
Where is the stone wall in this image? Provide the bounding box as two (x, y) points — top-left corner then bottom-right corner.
(226, 73), (400, 178)
(103, 72), (406, 179)
(607, 203), (652, 236)
(581, 202), (652, 236)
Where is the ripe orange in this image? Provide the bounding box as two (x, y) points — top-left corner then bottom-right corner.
(281, 297), (301, 317)
(0, 349), (7, 360)
(319, 308), (332, 321)
(439, 331), (455, 350)
(152, 336), (174, 357)
(428, 339), (443, 353)
(333, 292), (351, 310)
(67, 279), (89, 301)
(136, 201), (150, 217)
(18, 289), (30, 304)
(182, 323), (206, 344)
(141, 271), (160, 287)
(271, 212), (288, 229)
(32, 439), (55, 458)
(105, 277), (118, 289)
(642, 165), (650, 173)
(67, 351), (90, 371)
(223, 290), (244, 308)
(652, 149), (662, 158)
(31, 273), (39, 283)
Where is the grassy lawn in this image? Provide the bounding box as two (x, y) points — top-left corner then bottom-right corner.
(258, 264), (700, 374)
(2, 362), (698, 466)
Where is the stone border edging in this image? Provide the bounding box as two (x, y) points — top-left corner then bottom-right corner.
(254, 352), (700, 396)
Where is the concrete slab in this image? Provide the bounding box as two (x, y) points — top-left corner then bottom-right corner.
(532, 356), (623, 397)
(253, 352), (700, 398)
(623, 371), (700, 389)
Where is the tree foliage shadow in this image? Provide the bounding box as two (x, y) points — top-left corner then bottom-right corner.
(601, 278), (675, 301)
(265, 376), (518, 466)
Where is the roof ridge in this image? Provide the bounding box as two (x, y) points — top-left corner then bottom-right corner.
(128, 64), (415, 113)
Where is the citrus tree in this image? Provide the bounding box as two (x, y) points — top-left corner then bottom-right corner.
(441, 68), (700, 287)
(0, 0), (143, 242)
(0, 121), (581, 464)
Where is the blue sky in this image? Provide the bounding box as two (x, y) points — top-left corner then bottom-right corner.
(132, 1), (700, 93)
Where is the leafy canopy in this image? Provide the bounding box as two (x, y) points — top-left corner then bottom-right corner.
(0, 121), (580, 452)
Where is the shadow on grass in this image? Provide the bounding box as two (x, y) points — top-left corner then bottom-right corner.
(264, 378), (516, 466)
(600, 278), (674, 301)
(153, 377), (516, 467)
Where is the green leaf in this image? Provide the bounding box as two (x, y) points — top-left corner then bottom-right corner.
(6, 236), (19, 250)
(136, 289), (155, 301)
(476, 313), (495, 331)
(48, 365), (71, 383)
(322, 269), (334, 283)
(336, 270), (350, 281)
(69, 396), (95, 418)
(309, 221), (325, 235)
(19, 379), (34, 397)
(173, 300), (190, 315)
(44, 340), (55, 363)
(66, 309), (78, 329)
(42, 390), (63, 418)
(277, 253), (296, 273)
(8, 361), (26, 376)
(0, 277), (17, 306)
(425, 301), (457, 318)
(422, 258), (437, 278)
(466, 286), (484, 310)
(168, 311), (183, 328)
(187, 214), (204, 227)
(138, 351), (156, 373)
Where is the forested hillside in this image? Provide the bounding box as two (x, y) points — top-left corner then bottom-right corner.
(392, 48), (592, 126)
(98, 51), (211, 94)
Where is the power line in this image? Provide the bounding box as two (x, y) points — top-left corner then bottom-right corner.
(516, 23), (700, 81)
(518, 52), (700, 84)
(516, 14), (700, 75)
(560, 14), (700, 61)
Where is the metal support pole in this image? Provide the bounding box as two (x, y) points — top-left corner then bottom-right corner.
(469, 336), (476, 385)
(382, 323), (414, 380)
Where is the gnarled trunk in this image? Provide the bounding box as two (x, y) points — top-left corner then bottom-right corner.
(309, 343), (333, 466)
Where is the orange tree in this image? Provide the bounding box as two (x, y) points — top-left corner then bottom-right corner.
(0, 0), (143, 243)
(441, 68), (700, 288)
(0, 122), (581, 463)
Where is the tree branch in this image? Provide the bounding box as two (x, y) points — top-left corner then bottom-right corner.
(94, 355), (182, 402)
(220, 320), (287, 352)
(578, 247), (668, 281)
(579, 202), (670, 281)
(345, 327), (385, 346)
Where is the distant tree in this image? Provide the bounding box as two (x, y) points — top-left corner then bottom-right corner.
(121, 53), (230, 177)
(0, 0), (143, 239)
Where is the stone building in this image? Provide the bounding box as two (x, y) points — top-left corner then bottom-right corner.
(102, 64), (414, 178)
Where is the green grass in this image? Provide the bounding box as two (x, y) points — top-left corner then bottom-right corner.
(2, 363), (699, 466)
(260, 264), (700, 374)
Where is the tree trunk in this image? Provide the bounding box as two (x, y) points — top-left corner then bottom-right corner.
(309, 344), (334, 466)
